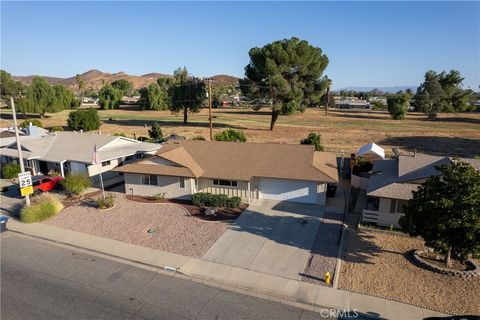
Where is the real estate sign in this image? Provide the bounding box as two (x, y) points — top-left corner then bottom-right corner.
(18, 172), (33, 196)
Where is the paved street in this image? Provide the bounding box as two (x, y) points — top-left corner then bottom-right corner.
(202, 200), (324, 280)
(1, 233), (332, 320)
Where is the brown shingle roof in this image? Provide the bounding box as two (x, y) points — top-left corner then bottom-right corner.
(115, 140), (339, 183)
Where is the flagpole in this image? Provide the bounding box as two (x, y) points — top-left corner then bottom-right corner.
(98, 164), (105, 200)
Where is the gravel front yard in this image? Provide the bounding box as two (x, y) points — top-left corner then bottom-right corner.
(302, 211), (344, 286)
(339, 228), (480, 315)
(44, 193), (231, 258)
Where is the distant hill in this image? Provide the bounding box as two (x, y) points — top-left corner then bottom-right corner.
(209, 74), (240, 86)
(13, 70), (175, 92)
(336, 86), (417, 94)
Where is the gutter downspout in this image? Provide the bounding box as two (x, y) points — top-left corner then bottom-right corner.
(247, 180), (251, 204)
(60, 160), (66, 178)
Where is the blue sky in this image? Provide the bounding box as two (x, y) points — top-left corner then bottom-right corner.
(1, 1), (479, 89)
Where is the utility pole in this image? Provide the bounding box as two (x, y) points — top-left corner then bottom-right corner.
(325, 82), (331, 115)
(208, 78), (213, 140)
(10, 97), (30, 206)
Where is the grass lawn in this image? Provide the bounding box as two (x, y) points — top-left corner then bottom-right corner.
(1, 107), (479, 156)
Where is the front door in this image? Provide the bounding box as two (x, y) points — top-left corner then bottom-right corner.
(39, 161), (48, 174)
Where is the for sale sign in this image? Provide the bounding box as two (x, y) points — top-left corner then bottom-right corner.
(18, 172), (33, 196)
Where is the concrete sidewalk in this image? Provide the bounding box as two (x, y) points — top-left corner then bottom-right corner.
(6, 219), (447, 320)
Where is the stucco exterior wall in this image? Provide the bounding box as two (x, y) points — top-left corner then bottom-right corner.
(124, 173), (193, 199)
(363, 198), (404, 228)
(197, 178), (260, 201)
(317, 183), (327, 206)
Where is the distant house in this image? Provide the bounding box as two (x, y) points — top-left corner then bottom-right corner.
(362, 154), (480, 228)
(0, 131), (161, 187)
(114, 140), (339, 205)
(335, 98), (370, 109)
(120, 96), (140, 105)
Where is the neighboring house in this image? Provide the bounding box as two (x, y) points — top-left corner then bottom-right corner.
(120, 96), (140, 105)
(0, 124), (49, 148)
(0, 131), (161, 187)
(335, 98), (370, 109)
(114, 140), (339, 205)
(363, 153), (480, 228)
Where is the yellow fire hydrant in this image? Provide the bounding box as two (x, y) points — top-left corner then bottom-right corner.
(325, 272), (331, 286)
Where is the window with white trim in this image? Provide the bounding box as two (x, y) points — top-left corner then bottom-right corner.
(213, 179), (237, 187)
(101, 160), (111, 167)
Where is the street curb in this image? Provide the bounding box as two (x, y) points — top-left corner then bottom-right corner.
(5, 230), (328, 315)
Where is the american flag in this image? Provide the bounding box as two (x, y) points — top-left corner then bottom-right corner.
(91, 144), (100, 165)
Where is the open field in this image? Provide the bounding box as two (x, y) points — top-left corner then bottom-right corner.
(1, 107), (479, 156)
(339, 228), (480, 315)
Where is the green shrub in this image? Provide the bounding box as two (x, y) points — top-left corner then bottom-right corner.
(214, 129), (247, 142)
(148, 122), (164, 142)
(1, 162), (20, 179)
(96, 193), (115, 209)
(19, 119), (43, 128)
(137, 136), (149, 142)
(387, 93), (410, 120)
(21, 193), (63, 223)
(191, 135), (206, 141)
(61, 174), (91, 195)
(192, 192), (241, 208)
(67, 109), (101, 131)
(152, 192), (165, 201)
(50, 125), (64, 132)
(300, 133), (324, 151)
(113, 132), (126, 137)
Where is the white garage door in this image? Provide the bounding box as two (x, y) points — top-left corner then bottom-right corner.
(259, 178), (317, 204)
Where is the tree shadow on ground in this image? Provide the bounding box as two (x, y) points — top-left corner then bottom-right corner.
(330, 112), (390, 121)
(423, 116), (480, 125)
(341, 228), (383, 265)
(378, 136), (480, 157)
(214, 110), (272, 116)
(102, 119), (249, 130)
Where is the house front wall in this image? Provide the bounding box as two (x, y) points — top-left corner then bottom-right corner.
(124, 173), (193, 199)
(363, 197), (406, 228)
(197, 177), (260, 202)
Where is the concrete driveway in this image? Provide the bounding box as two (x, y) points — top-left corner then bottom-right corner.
(202, 199), (324, 280)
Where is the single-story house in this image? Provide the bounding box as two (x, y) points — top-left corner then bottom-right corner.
(0, 131), (161, 187)
(335, 98), (370, 109)
(114, 140), (339, 205)
(363, 153), (480, 228)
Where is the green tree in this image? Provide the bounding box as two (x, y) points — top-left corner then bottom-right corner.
(148, 122), (164, 142)
(111, 79), (133, 96)
(67, 109), (101, 131)
(387, 93), (410, 120)
(214, 129), (247, 142)
(19, 119), (43, 128)
(300, 133), (324, 151)
(240, 37), (329, 130)
(169, 67), (207, 124)
(414, 70), (472, 119)
(399, 160), (480, 267)
(29, 76), (55, 117)
(51, 85), (79, 112)
(75, 74), (85, 104)
(371, 100), (387, 110)
(0, 70), (23, 106)
(98, 84), (122, 109)
(139, 83), (169, 110)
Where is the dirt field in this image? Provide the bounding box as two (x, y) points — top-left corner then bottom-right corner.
(2, 107), (479, 156)
(339, 228), (480, 315)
